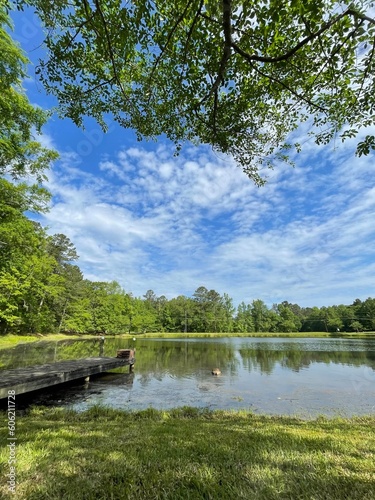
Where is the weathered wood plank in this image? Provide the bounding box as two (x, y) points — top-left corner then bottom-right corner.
(0, 357), (134, 399)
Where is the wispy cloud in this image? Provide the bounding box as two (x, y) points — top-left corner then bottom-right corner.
(33, 125), (375, 308)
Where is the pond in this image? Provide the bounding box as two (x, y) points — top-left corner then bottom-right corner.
(1, 336), (375, 418)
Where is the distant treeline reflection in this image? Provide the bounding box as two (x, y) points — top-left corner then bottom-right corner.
(1, 338), (375, 378)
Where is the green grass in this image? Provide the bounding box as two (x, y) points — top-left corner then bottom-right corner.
(0, 334), (48, 350)
(0, 406), (374, 499)
(0, 333), (132, 350)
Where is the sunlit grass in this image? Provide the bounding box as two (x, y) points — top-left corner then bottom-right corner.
(0, 334), (45, 350)
(0, 406), (374, 499)
(0, 334), (131, 350)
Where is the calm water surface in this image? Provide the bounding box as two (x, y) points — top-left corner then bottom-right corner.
(1, 337), (375, 418)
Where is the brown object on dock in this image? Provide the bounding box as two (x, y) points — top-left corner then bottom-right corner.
(116, 349), (135, 360)
(0, 356), (135, 400)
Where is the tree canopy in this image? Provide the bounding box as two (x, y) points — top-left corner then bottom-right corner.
(0, 6), (60, 332)
(0, 6), (58, 182)
(13, 0), (375, 183)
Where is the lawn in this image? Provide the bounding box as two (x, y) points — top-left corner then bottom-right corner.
(1, 406), (374, 499)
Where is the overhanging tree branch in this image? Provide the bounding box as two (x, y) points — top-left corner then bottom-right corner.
(182, 0), (204, 68)
(198, 0), (232, 107)
(231, 7), (374, 64)
(148, 0), (193, 84)
(249, 60), (327, 114)
(93, 0), (141, 123)
(13, 0), (375, 178)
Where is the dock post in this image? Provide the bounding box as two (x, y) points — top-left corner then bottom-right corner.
(99, 336), (105, 356)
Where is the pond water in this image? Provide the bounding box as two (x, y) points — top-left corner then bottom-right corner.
(1, 337), (375, 418)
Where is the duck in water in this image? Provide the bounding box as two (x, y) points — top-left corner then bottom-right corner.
(211, 368), (221, 375)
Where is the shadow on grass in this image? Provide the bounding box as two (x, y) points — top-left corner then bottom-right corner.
(1, 407), (374, 499)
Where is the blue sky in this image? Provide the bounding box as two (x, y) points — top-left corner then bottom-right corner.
(11, 7), (375, 308)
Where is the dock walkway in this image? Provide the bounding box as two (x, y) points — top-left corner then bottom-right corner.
(0, 357), (134, 399)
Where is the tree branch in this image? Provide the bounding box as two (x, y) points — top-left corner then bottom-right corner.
(249, 60), (327, 113)
(198, 0), (232, 107)
(182, 0), (204, 68)
(359, 34), (375, 96)
(298, 18), (366, 113)
(93, 0), (140, 121)
(148, 0), (193, 84)
(199, 12), (221, 27)
(231, 8), (374, 64)
(351, 10), (375, 26)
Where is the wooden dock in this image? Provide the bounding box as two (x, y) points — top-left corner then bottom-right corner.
(0, 356), (135, 400)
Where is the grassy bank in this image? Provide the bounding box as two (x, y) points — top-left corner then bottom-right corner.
(0, 334), (81, 350)
(0, 333), (132, 350)
(0, 407), (374, 499)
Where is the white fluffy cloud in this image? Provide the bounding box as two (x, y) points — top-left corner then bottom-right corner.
(35, 130), (375, 308)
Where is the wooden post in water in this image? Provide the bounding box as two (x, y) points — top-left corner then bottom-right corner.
(116, 349), (135, 372)
(99, 336), (105, 356)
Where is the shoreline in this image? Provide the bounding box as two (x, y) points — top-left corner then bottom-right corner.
(1, 331), (374, 350)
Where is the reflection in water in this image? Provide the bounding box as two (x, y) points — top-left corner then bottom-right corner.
(1, 337), (375, 418)
(0, 338), (108, 370)
(239, 344), (375, 374)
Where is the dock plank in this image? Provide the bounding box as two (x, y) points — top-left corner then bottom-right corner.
(0, 357), (134, 399)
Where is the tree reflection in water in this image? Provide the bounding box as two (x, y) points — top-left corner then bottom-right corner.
(1, 337), (375, 416)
